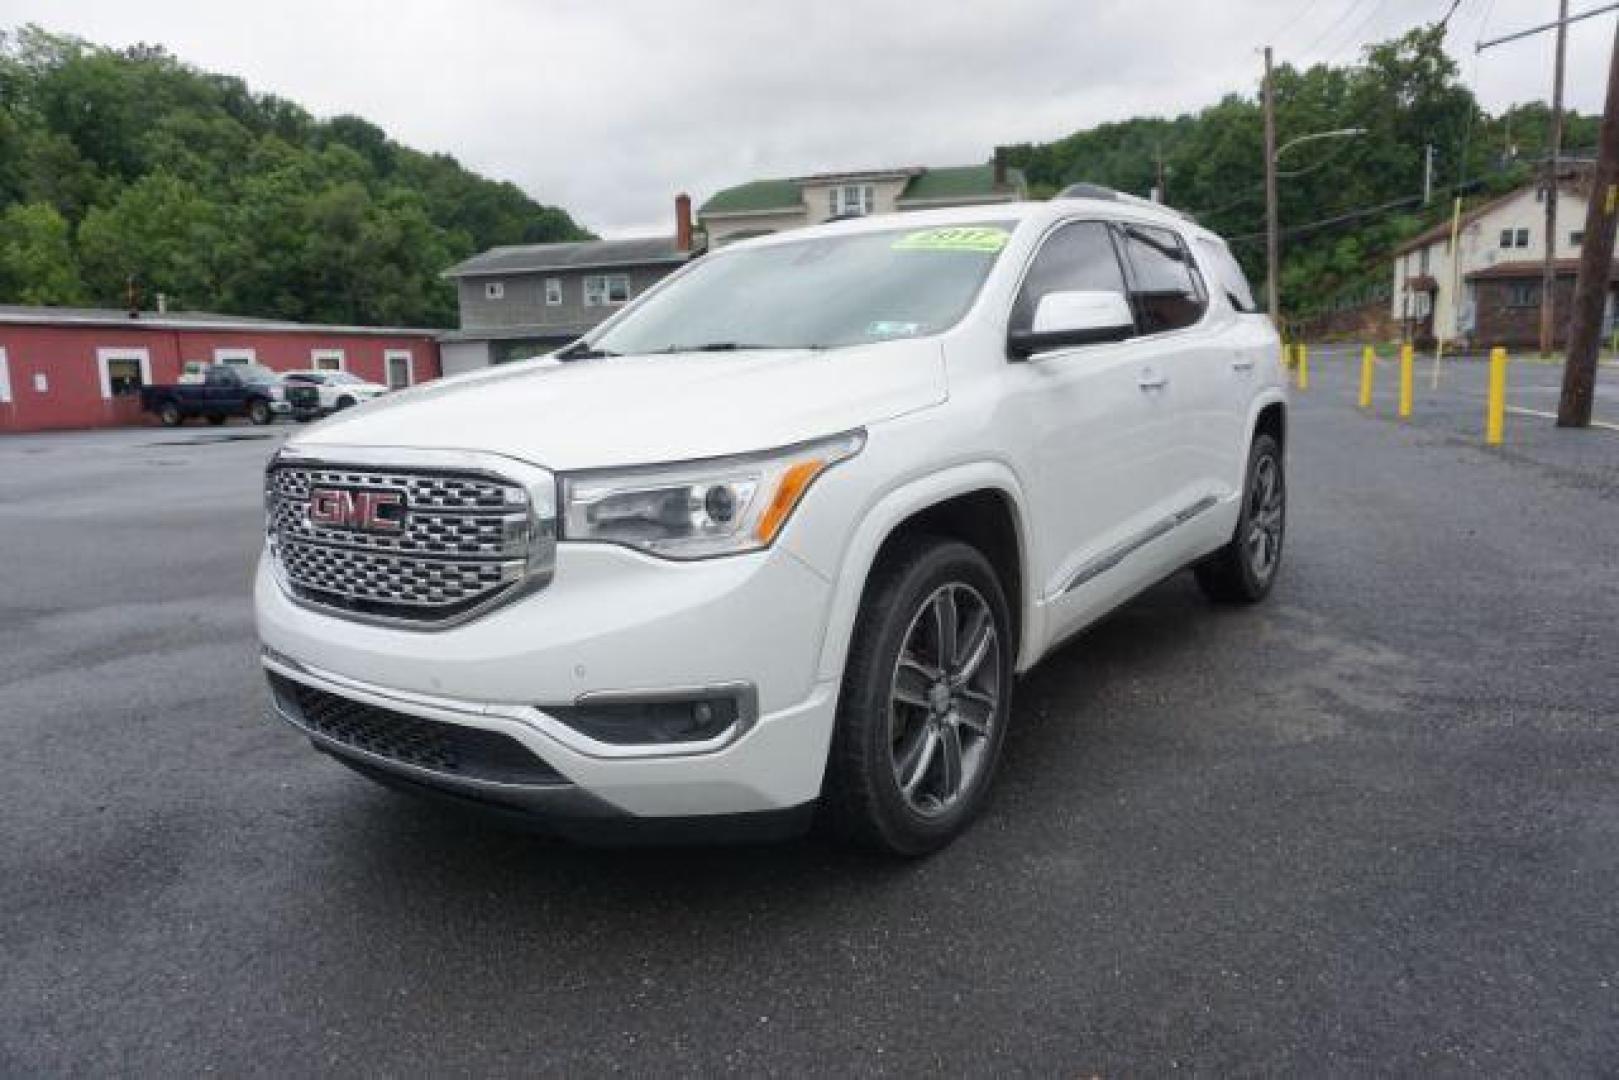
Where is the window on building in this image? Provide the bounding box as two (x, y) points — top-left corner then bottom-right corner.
(1117, 222), (1207, 334)
(385, 350), (412, 389)
(105, 358), (145, 396)
(583, 274), (630, 307)
(0, 347), (10, 404)
(1419, 247), (1430, 274)
(1507, 282), (1541, 308)
(311, 349), (345, 372)
(1571, 230), (1585, 246)
(97, 348), (150, 399)
(213, 348), (256, 366)
(1516, 228), (1530, 248)
(830, 184), (875, 217)
(1500, 229), (1513, 248)
(484, 281), (505, 300)
(545, 278), (563, 306)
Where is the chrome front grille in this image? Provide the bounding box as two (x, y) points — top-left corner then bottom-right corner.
(266, 450), (555, 627)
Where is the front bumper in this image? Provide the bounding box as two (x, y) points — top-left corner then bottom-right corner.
(255, 541), (842, 820)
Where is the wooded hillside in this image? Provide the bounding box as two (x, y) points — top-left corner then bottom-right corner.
(1004, 24), (1595, 322)
(0, 27), (589, 327)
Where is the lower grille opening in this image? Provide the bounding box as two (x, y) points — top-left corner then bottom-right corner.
(269, 673), (565, 786)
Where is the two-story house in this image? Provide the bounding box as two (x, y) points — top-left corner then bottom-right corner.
(438, 196), (697, 374)
(1390, 164), (1615, 349)
(699, 157), (1026, 247)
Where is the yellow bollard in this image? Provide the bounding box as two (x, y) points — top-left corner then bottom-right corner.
(1282, 342), (1295, 368)
(1399, 343), (1414, 419)
(1296, 344), (1309, 390)
(1358, 345), (1375, 409)
(1486, 346), (1508, 445)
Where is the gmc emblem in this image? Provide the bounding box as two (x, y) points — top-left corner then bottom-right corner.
(307, 487), (405, 533)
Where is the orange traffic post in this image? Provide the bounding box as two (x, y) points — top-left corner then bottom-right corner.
(1486, 346), (1508, 445)
(1358, 345), (1375, 408)
(1296, 344), (1309, 390)
(1398, 343), (1414, 419)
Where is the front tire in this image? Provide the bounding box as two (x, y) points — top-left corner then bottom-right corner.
(1195, 432), (1285, 603)
(822, 536), (1014, 857)
(247, 400), (272, 426)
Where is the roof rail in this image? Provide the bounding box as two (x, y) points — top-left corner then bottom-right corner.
(1056, 182), (1197, 224)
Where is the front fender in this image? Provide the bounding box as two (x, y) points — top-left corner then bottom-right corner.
(794, 460), (1038, 685)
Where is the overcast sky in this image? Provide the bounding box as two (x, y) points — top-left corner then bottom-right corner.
(5, 0), (1613, 235)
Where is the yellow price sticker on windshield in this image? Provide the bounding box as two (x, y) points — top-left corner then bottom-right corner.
(892, 226), (1010, 253)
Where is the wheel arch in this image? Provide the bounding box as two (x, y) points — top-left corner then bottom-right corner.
(1249, 393), (1287, 452)
(812, 462), (1038, 684)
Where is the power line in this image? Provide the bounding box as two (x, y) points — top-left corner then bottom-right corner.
(1300, 0), (1377, 58)
(1228, 193), (1428, 242)
(1476, 1), (1619, 51)
(1268, 0), (1332, 47)
(1319, 0), (1391, 64)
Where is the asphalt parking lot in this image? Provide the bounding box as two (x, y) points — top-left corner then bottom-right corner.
(3, 370), (1618, 1074)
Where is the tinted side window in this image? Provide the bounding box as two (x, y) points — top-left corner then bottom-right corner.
(1011, 220), (1130, 332)
(1118, 223), (1207, 334)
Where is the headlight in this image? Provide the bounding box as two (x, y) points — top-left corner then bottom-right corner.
(559, 431), (864, 559)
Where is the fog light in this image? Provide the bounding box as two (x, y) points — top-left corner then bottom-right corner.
(546, 686), (754, 747)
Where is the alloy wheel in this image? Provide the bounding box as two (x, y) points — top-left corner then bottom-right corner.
(1245, 453), (1284, 582)
(887, 582), (1001, 818)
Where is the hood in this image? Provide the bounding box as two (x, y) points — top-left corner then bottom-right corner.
(289, 340), (946, 471)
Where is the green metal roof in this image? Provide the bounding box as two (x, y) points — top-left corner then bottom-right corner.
(698, 178), (802, 216)
(898, 163), (1024, 203)
(700, 164), (1024, 218)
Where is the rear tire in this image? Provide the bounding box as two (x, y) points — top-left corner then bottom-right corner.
(158, 401), (183, 427)
(1195, 432), (1285, 603)
(822, 536), (1014, 857)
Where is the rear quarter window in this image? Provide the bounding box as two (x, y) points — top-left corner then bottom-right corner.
(1195, 236), (1259, 313)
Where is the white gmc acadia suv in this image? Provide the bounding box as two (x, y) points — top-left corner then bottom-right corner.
(257, 188), (1286, 856)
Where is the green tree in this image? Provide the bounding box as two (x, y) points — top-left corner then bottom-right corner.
(77, 172), (224, 308)
(0, 200), (83, 303)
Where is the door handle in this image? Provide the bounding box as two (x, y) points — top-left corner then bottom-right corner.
(1137, 370), (1169, 390)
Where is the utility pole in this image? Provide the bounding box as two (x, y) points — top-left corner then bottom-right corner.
(1559, 17), (1619, 427)
(1264, 46), (1281, 328)
(1423, 144), (1436, 205)
(1542, 0), (1570, 358)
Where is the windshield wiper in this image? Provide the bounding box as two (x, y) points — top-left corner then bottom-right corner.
(556, 341), (618, 361)
(656, 342), (825, 353)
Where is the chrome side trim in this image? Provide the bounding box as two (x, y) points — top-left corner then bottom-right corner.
(1056, 494), (1221, 597)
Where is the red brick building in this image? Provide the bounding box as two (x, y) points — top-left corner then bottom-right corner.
(0, 306), (442, 433)
(1464, 260), (1619, 350)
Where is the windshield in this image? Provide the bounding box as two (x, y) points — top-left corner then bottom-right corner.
(239, 364), (279, 384)
(589, 222), (1015, 355)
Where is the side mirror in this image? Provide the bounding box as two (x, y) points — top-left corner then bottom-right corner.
(1008, 290), (1135, 359)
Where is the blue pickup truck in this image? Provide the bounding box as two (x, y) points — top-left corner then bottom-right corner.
(139, 363), (317, 426)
